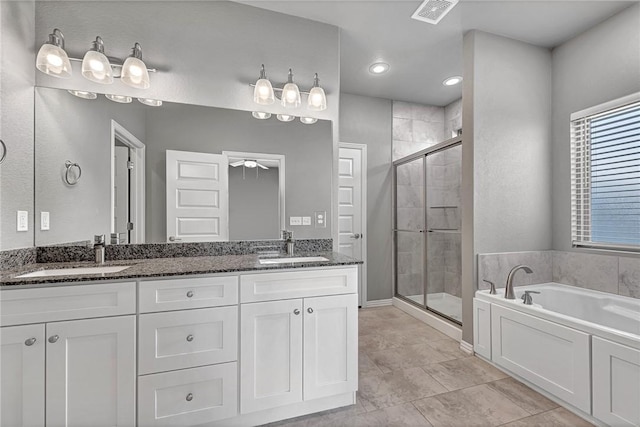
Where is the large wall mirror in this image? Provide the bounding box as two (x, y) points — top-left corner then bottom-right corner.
(34, 87), (332, 246)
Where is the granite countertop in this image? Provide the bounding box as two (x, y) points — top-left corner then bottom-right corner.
(0, 252), (362, 287)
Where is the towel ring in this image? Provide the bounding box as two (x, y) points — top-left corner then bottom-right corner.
(64, 160), (82, 185)
(0, 139), (6, 164)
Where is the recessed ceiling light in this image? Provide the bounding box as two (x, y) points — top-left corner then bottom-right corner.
(105, 94), (132, 103)
(138, 98), (162, 107)
(67, 90), (97, 100)
(443, 76), (463, 86)
(252, 111), (271, 120)
(369, 62), (389, 75)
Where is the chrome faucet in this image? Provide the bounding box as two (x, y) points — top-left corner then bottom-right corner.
(94, 234), (106, 264)
(505, 265), (533, 299)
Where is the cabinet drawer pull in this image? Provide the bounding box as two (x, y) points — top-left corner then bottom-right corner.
(186, 334), (194, 342)
(186, 290), (194, 298)
(24, 337), (37, 346)
(293, 309), (300, 315)
(48, 335), (59, 343)
(307, 307), (314, 314)
(186, 393), (193, 402)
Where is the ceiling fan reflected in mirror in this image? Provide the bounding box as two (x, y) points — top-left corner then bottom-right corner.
(230, 159), (269, 170)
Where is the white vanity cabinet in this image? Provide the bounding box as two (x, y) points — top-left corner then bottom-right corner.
(0, 282), (137, 427)
(240, 268), (358, 414)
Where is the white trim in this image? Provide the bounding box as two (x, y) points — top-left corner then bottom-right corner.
(363, 299), (392, 308)
(223, 151), (286, 234)
(392, 297), (462, 341)
(110, 120), (146, 244)
(570, 92), (640, 121)
(459, 340), (474, 355)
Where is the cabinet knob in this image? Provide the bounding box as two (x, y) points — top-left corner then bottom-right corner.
(293, 309), (300, 315)
(186, 334), (194, 342)
(24, 337), (37, 346)
(48, 335), (59, 343)
(186, 393), (193, 402)
(307, 307), (314, 314)
(186, 291), (194, 298)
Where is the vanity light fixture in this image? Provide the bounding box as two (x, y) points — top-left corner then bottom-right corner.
(252, 111), (271, 120)
(81, 36), (114, 84)
(443, 75), (463, 86)
(105, 94), (132, 104)
(121, 43), (150, 89)
(253, 65), (275, 105)
(36, 28), (72, 78)
(276, 114), (295, 122)
(300, 117), (318, 125)
(67, 90), (97, 100)
(281, 69), (301, 108)
(138, 98), (162, 107)
(307, 74), (327, 111)
(369, 62), (389, 74)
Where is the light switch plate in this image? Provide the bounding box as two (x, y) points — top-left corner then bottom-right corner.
(290, 216), (302, 226)
(41, 212), (50, 230)
(314, 211), (326, 228)
(17, 211), (28, 231)
(302, 216), (312, 226)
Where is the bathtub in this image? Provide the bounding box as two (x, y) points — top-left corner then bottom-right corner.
(474, 283), (640, 427)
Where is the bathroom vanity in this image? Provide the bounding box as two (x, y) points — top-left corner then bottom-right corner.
(0, 255), (360, 427)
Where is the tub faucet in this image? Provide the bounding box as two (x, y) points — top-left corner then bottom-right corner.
(505, 265), (533, 299)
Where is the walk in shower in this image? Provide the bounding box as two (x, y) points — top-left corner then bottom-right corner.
(394, 137), (462, 324)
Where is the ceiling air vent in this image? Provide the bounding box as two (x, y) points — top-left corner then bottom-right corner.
(411, 0), (459, 25)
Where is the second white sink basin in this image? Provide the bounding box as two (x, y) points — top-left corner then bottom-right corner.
(16, 265), (131, 278)
(259, 256), (329, 265)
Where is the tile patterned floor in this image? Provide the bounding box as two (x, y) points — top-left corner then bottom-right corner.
(267, 306), (594, 427)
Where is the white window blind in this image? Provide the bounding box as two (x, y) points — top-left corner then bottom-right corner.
(571, 96), (640, 251)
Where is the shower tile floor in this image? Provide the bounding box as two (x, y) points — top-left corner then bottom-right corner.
(267, 306), (593, 427)
(405, 293), (462, 322)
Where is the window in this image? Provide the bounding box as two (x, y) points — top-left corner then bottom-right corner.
(571, 94), (640, 251)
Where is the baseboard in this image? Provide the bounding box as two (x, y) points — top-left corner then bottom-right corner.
(364, 299), (393, 308)
(392, 297), (462, 341)
(459, 340), (474, 355)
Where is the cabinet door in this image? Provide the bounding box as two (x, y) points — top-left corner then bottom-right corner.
(593, 337), (640, 426)
(46, 316), (136, 427)
(473, 298), (491, 359)
(303, 294), (358, 401)
(240, 299), (303, 414)
(0, 324), (45, 427)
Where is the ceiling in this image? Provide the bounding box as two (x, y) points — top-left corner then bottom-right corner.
(237, 0), (635, 106)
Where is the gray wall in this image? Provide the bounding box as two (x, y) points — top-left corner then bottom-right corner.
(339, 93), (393, 302)
(551, 3), (640, 252)
(229, 166), (280, 241)
(145, 104), (333, 243)
(462, 30), (553, 343)
(34, 88), (146, 246)
(0, 1), (35, 250)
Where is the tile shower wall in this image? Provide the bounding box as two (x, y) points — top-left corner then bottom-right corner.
(394, 100), (462, 299)
(478, 250), (640, 299)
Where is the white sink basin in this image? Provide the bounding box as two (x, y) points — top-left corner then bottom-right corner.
(259, 256), (329, 265)
(16, 265), (131, 278)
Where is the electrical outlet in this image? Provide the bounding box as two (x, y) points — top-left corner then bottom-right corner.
(41, 212), (50, 230)
(302, 216), (312, 226)
(17, 211), (28, 231)
(314, 211), (326, 228)
(289, 216), (302, 226)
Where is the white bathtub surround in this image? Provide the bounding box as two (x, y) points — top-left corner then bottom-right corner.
(478, 250), (640, 299)
(474, 283), (640, 426)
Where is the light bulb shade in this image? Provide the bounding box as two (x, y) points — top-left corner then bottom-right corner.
(67, 90), (97, 100)
(121, 56), (150, 89)
(281, 82), (301, 108)
(138, 98), (162, 107)
(105, 94), (132, 103)
(254, 79), (275, 105)
(307, 86), (327, 111)
(36, 43), (72, 78)
(276, 114), (295, 122)
(82, 50), (114, 84)
(252, 111), (271, 120)
(300, 117), (318, 125)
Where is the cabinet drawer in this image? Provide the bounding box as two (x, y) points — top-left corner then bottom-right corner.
(138, 363), (238, 427)
(139, 306), (238, 374)
(240, 267), (357, 303)
(0, 282), (136, 326)
(139, 275), (238, 313)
